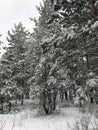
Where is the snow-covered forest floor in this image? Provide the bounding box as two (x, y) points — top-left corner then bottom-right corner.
(0, 100), (98, 130)
(0, 99), (83, 130)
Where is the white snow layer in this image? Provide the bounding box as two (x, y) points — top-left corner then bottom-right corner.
(91, 21), (98, 30)
(0, 108), (80, 130)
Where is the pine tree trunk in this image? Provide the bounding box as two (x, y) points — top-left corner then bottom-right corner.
(0, 97), (4, 113)
(25, 92), (30, 99)
(43, 99), (52, 114)
(52, 92), (57, 111)
(42, 90), (53, 114)
(65, 91), (68, 101)
(21, 94), (24, 105)
(86, 54), (90, 70)
(92, 0), (98, 16)
(43, 103), (49, 114)
(8, 101), (11, 112)
(1, 103), (3, 112)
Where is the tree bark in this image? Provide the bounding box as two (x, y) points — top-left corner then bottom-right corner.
(92, 0), (98, 16)
(86, 54), (90, 70)
(21, 94), (24, 105)
(52, 92), (57, 111)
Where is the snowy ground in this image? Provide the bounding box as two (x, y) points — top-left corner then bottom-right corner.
(0, 107), (81, 130)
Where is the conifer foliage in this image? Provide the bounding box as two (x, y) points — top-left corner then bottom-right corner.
(0, 23), (30, 103)
(0, 0), (98, 114)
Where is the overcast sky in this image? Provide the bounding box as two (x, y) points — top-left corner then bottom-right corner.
(0, 0), (42, 46)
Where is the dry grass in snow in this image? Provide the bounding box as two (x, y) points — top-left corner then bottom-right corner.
(0, 107), (81, 130)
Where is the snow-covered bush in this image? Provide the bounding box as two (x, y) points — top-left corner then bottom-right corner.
(69, 114), (98, 130)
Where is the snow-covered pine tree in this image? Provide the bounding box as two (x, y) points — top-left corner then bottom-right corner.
(0, 23), (30, 105)
(29, 0), (63, 114)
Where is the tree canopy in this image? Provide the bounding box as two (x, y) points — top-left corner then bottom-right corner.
(0, 0), (98, 114)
